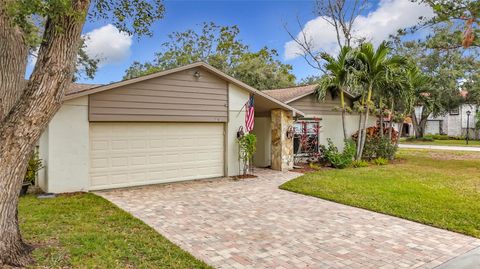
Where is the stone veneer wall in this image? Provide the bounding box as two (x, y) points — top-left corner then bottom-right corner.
(271, 109), (294, 171)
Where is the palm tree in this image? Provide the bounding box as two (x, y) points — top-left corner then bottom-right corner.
(403, 64), (431, 141)
(355, 42), (406, 160)
(378, 67), (410, 141)
(316, 46), (357, 140)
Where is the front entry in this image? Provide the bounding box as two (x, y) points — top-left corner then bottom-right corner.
(293, 120), (320, 163)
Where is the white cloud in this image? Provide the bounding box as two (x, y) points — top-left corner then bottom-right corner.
(83, 24), (132, 66)
(284, 0), (434, 60)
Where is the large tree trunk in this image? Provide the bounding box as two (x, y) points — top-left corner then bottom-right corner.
(411, 109), (428, 138)
(418, 117), (428, 137)
(411, 111), (420, 138)
(0, 0), (28, 122)
(0, 0), (89, 266)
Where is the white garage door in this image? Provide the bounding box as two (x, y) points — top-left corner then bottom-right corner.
(89, 122), (224, 190)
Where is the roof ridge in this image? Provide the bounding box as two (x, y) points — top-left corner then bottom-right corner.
(265, 84), (318, 92)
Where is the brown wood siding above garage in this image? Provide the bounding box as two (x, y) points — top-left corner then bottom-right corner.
(289, 93), (352, 116)
(89, 67), (228, 122)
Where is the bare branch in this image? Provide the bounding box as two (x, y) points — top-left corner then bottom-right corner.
(283, 17), (326, 73)
(314, 0), (371, 48)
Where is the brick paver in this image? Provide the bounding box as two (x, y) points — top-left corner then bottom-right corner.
(97, 169), (480, 269)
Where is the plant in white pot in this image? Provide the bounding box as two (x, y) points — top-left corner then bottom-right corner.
(21, 151), (44, 196)
(237, 133), (257, 176)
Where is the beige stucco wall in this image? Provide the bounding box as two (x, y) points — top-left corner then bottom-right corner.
(318, 114), (376, 150)
(38, 96), (90, 193)
(226, 83), (250, 176)
(252, 116), (271, 167)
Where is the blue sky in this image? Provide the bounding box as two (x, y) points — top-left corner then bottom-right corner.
(76, 0), (433, 85)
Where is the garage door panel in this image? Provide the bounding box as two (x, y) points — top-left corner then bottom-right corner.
(91, 175), (109, 186)
(90, 122), (224, 190)
(131, 140), (147, 149)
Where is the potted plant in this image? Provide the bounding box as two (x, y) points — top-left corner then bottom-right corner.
(21, 151), (44, 196)
(237, 133), (257, 176)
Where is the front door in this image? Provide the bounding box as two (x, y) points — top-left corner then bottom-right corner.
(293, 120), (320, 163)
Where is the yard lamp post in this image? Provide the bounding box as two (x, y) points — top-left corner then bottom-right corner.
(466, 110), (471, 145)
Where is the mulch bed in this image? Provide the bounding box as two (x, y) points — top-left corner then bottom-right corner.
(231, 174), (258, 180)
(290, 163), (324, 174)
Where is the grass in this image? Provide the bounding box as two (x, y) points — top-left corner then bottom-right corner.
(280, 149), (480, 238)
(19, 193), (211, 269)
(400, 138), (480, 147)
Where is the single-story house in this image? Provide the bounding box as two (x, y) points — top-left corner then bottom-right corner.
(38, 62), (304, 193)
(263, 85), (376, 156)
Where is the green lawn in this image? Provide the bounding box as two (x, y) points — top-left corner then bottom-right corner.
(19, 193), (211, 269)
(400, 138), (480, 147)
(281, 149), (480, 238)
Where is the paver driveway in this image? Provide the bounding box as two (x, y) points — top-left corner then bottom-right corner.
(98, 169), (480, 269)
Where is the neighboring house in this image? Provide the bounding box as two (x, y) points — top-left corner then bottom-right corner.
(38, 62), (303, 193)
(406, 104), (478, 138)
(264, 85), (376, 155)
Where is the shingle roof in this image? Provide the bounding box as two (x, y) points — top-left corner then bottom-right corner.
(66, 83), (102, 95)
(264, 84), (358, 103)
(21, 80), (100, 96)
(263, 84), (318, 103)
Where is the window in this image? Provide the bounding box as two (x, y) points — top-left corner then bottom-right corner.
(450, 108), (459, 115)
(293, 121), (320, 157)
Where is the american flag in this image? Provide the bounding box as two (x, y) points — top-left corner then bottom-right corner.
(245, 94), (255, 132)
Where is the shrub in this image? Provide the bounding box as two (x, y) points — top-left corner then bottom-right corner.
(362, 136), (398, 160)
(352, 160), (369, 168)
(373, 157), (388, 165)
(25, 151), (44, 185)
(405, 136), (434, 142)
(424, 134), (434, 140)
(352, 125), (399, 144)
(405, 136), (416, 141)
(237, 133), (257, 175)
(321, 139), (355, 169)
(432, 134), (449, 140)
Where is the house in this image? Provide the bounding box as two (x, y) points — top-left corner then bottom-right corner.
(37, 62), (304, 193)
(263, 85), (376, 157)
(418, 104), (478, 138)
(393, 104), (478, 138)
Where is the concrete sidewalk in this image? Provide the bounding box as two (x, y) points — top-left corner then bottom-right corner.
(435, 246), (480, 269)
(399, 144), (480, 152)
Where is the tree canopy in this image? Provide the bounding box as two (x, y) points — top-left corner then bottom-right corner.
(123, 22), (296, 90)
(412, 0), (479, 49)
(392, 27), (478, 110)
